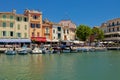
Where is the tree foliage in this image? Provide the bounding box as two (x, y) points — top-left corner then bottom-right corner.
(76, 25), (92, 41)
(92, 27), (104, 41)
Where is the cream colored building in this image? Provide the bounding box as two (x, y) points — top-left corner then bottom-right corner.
(0, 11), (16, 38)
(100, 18), (120, 41)
(15, 14), (29, 39)
(0, 10), (30, 43)
(59, 20), (76, 40)
(0, 10), (29, 39)
(52, 23), (63, 41)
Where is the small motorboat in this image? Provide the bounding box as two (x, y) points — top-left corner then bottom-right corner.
(31, 47), (42, 54)
(5, 48), (17, 55)
(18, 49), (28, 55)
(42, 47), (54, 54)
(18, 45), (28, 55)
(62, 47), (71, 53)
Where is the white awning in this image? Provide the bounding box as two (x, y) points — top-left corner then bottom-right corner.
(73, 40), (84, 43)
(0, 39), (31, 43)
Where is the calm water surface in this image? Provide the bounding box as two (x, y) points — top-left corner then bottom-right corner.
(0, 51), (120, 80)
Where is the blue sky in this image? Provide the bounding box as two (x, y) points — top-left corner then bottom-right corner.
(0, 0), (120, 27)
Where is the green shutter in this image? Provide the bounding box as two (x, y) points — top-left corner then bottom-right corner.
(0, 31), (1, 37)
(7, 31), (9, 37)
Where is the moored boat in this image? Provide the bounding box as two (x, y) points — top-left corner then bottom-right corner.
(18, 45), (28, 55)
(5, 48), (17, 55)
(31, 47), (42, 54)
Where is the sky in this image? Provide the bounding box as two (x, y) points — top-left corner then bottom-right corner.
(0, 0), (120, 27)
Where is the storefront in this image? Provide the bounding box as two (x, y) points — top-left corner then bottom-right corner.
(0, 39), (31, 48)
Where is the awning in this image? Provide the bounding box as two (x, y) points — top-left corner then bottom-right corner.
(0, 39), (31, 43)
(52, 40), (59, 42)
(61, 40), (73, 43)
(31, 37), (46, 42)
(73, 40), (84, 43)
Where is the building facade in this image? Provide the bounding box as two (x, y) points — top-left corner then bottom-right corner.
(42, 19), (53, 41)
(0, 10), (31, 44)
(52, 23), (63, 41)
(15, 14), (29, 39)
(100, 18), (120, 41)
(59, 20), (76, 40)
(0, 11), (16, 38)
(24, 9), (46, 42)
(0, 10), (29, 39)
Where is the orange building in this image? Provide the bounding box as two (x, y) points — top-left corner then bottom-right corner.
(42, 19), (53, 41)
(24, 9), (46, 42)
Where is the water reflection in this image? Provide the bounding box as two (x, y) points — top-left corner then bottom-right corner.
(0, 51), (120, 79)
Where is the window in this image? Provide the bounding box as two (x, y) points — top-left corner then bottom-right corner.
(57, 27), (61, 31)
(53, 30), (55, 33)
(24, 17), (28, 22)
(113, 28), (114, 32)
(3, 15), (6, 19)
(112, 22), (115, 26)
(31, 23), (35, 28)
(16, 17), (22, 21)
(58, 33), (61, 39)
(10, 15), (13, 19)
(3, 22), (6, 27)
(36, 24), (40, 28)
(37, 32), (40, 37)
(46, 27), (49, 33)
(32, 32), (34, 37)
(67, 29), (69, 34)
(17, 33), (21, 37)
(64, 29), (65, 34)
(24, 33), (27, 38)
(25, 25), (27, 30)
(109, 29), (111, 32)
(33, 15), (38, 19)
(10, 31), (13, 37)
(2, 31), (6, 36)
(10, 23), (13, 28)
(117, 27), (119, 31)
(17, 24), (20, 30)
(117, 21), (119, 25)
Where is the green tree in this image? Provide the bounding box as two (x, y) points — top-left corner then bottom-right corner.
(92, 27), (104, 41)
(76, 24), (92, 41)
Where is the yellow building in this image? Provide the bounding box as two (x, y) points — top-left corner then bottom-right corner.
(0, 11), (15, 38)
(15, 14), (29, 39)
(0, 10), (31, 44)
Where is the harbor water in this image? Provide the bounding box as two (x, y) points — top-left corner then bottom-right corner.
(0, 51), (120, 80)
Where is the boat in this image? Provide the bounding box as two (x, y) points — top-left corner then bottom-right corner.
(61, 45), (71, 53)
(18, 45), (28, 55)
(42, 47), (54, 54)
(5, 48), (17, 55)
(52, 47), (61, 54)
(31, 47), (42, 54)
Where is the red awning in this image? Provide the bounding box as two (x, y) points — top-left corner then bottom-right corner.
(31, 37), (46, 42)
